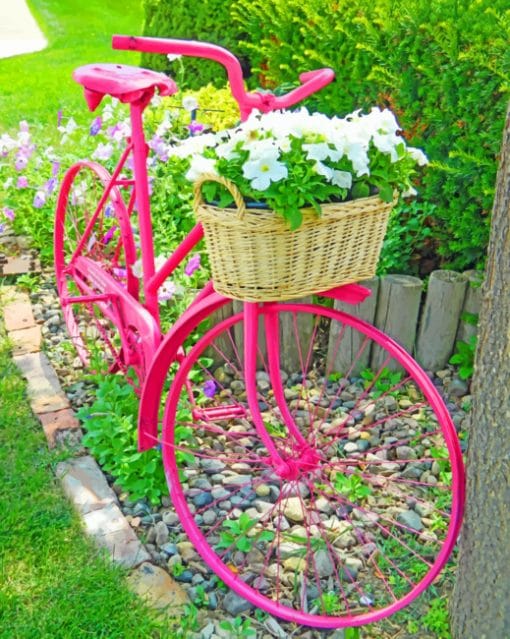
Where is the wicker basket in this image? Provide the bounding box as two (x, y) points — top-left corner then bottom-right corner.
(194, 174), (396, 302)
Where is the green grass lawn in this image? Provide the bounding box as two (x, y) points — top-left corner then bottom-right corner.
(0, 333), (174, 638)
(0, 0), (144, 130)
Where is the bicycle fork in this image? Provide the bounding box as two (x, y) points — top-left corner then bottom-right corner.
(243, 302), (321, 480)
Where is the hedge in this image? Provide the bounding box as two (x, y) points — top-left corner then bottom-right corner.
(143, 0), (510, 272)
(141, 0), (246, 88)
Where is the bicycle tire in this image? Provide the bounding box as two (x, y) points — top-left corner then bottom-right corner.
(54, 161), (141, 379)
(160, 302), (464, 628)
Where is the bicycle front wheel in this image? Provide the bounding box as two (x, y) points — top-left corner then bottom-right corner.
(162, 302), (464, 628)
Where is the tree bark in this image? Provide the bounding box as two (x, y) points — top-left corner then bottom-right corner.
(450, 103), (510, 638)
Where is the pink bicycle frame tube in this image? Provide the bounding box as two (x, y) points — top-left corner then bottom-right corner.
(129, 102), (160, 319)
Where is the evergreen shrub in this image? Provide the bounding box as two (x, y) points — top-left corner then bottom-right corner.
(142, 0), (509, 270)
(141, 0), (245, 89)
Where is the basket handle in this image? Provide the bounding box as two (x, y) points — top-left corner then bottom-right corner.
(193, 173), (246, 221)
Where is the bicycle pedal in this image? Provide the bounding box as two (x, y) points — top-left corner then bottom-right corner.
(192, 405), (247, 422)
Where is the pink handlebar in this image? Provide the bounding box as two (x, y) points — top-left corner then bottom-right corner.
(112, 35), (334, 119)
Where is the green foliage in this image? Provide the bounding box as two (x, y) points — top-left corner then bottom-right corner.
(333, 471), (372, 502)
(449, 335), (477, 380)
(422, 597), (452, 639)
(361, 367), (403, 398)
(141, 0), (245, 89)
(77, 375), (168, 505)
(378, 200), (437, 275)
(219, 616), (256, 638)
(217, 512), (275, 553)
(313, 591), (343, 615)
(232, 0), (510, 270)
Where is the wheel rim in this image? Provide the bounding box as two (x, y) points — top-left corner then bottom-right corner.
(162, 303), (464, 628)
(55, 163), (141, 381)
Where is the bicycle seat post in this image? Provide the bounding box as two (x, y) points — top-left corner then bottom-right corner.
(129, 99), (159, 321)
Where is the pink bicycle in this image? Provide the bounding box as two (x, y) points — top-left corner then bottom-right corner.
(54, 35), (465, 629)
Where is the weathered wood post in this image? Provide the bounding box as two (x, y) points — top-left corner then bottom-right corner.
(207, 301), (235, 366)
(326, 277), (379, 376)
(232, 298), (314, 373)
(371, 274), (423, 371)
(415, 270), (468, 371)
(456, 270), (484, 344)
(279, 296), (314, 374)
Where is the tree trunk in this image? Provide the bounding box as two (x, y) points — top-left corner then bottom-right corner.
(450, 103), (510, 638)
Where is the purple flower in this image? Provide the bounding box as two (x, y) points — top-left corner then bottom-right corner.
(188, 121), (205, 136)
(17, 176), (28, 188)
(90, 116), (102, 136)
(92, 142), (114, 161)
(33, 191), (46, 209)
(15, 156), (28, 171)
(51, 161), (60, 177)
(57, 110), (63, 127)
(3, 208), (15, 221)
(45, 177), (58, 194)
(184, 254), (201, 276)
(19, 120), (29, 133)
(102, 225), (118, 245)
(158, 281), (177, 302)
(203, 380), (217, 398)
(104, 204), (114, 218)
(0, 223), (5, 234)
(112, 267), (127, 279)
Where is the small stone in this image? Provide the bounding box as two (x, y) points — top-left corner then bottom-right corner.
(223, 590), (253, 615)
(162, 510), (180, 526)
(397, 510), (423, 532)
(396, 445), (417, 460)
(193, 492), (214, 508)
(283, 497), (306, 522)
(154, 520), (169, 547)
(127, 562), (188, 609)
(201, 459), (226, 474)
(203, 510), (217, 525)
(314, 549), (334, 577)
(344, 442), (358, 454)
(255, 483), (271, 497)
(449, 378), (469, 397)
(177, 541), (196, 562)
(357, 439), (370, 452)
(174, 570), (193, 583)
(415, 501), (435, 518)
(160, 542), (178, 556)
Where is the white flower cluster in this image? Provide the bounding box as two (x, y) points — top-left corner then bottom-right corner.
(170, 107), (428, 193)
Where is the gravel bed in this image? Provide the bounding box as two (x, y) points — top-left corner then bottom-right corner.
(34, 273), (470, 639)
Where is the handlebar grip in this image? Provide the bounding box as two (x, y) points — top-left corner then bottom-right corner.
(271, 68), (335, 110)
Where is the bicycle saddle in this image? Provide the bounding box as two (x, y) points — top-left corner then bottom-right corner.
(73, 63), (177, 111)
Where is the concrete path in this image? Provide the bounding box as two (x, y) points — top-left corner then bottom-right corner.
(0, 0), (47, 59)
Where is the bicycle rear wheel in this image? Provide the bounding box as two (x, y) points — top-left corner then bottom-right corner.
(54, 162), (140, 378)
(161, 302), (464, 628)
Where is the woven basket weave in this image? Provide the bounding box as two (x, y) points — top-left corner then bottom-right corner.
(194, 174), (396, 302)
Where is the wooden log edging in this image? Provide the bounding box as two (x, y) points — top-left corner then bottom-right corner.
(415, 270), (468, 371)
(210, 269), (483, 376)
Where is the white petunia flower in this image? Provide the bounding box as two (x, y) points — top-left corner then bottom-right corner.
(303, 143), (342, 162)
(331, 170), (353, 189)
(185, 156), (218, 181)
(182, 96), (199, 112)
(407, 147), (429, 166)
(345, 142), (370, 177)
(243, 152), (288, 191)
(313, 161), (333, 181)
